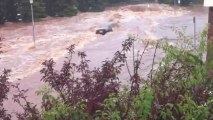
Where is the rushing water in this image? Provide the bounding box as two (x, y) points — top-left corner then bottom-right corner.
(1, 4), (208, 116)
(1, 4), (207, 82)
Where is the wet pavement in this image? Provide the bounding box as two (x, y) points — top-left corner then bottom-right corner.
(0, 4), (208, 118)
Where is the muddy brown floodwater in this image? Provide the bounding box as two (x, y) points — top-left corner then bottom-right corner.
(0, 4), (208, 119)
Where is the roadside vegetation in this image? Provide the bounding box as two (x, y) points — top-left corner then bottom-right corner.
(0, 27), (212, 119)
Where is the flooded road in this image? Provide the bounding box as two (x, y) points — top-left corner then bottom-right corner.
(1, 4), (208, 116)
(0, 4), (207, 81)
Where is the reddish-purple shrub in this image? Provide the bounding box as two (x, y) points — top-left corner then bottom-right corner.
(0, 69), (11, 120)
(12, 84), (41, 120)
(40, 37), (144, 114)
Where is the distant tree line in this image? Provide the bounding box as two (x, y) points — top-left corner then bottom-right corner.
(159, 0), (203, 5)
(0, 0), (77, 24)
(0, 0), (203, 24)
(0, 0), (137, 24)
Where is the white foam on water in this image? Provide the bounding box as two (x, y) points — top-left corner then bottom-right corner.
(0, 4), (203, 82)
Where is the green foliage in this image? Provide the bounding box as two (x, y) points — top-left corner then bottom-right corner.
(0, 0), (18, 23)
(94, 88), (154, 120)
(55, 2), (78, 17)
(133, 88), (154, 120)
(0, 0), (204, 24)
(42, 102), (70, 120)
(16, 0), (46, 22)
(160, 95), (210, 120)
(95, 94), (122, 120)
(37, 86), (89, 120)
(1, 27), (212, 120)
(94, 88), (137, 120)
(33, 28), (213, 120)
(0, 0), (16, 23)
(36, 85), (89, 120)
(33, 0), (47, 18)
(180, 0), (191, 6)
(44, 0), (78, 17)
(196, 0), (203, 4)
(0, 0), (6, 24)
(207, 98), (213, 119)
(159, 0), (172, 4)
(178, 95), (209, 120)
(149, 28), (212, 120)
(42, 99), (83, 120)
(62, 5), (78, 16)
(159, 0), (203, 5)
(77, 0), (105, 12)
(42, 98), (89, 120)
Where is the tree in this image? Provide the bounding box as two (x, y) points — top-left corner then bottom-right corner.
(16, 0), (46, 22)
(5, 0), (17, 22)
(77, 0), (105, 12)
(43, 0), (78, 17)
(0, 0), (7, 24)
(180, 0), (191, 6)
(159, 0), (172, 4)
(43, 0), (55, 16)
(1, 0), (19, 24)
(53, 0), (78, 17)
